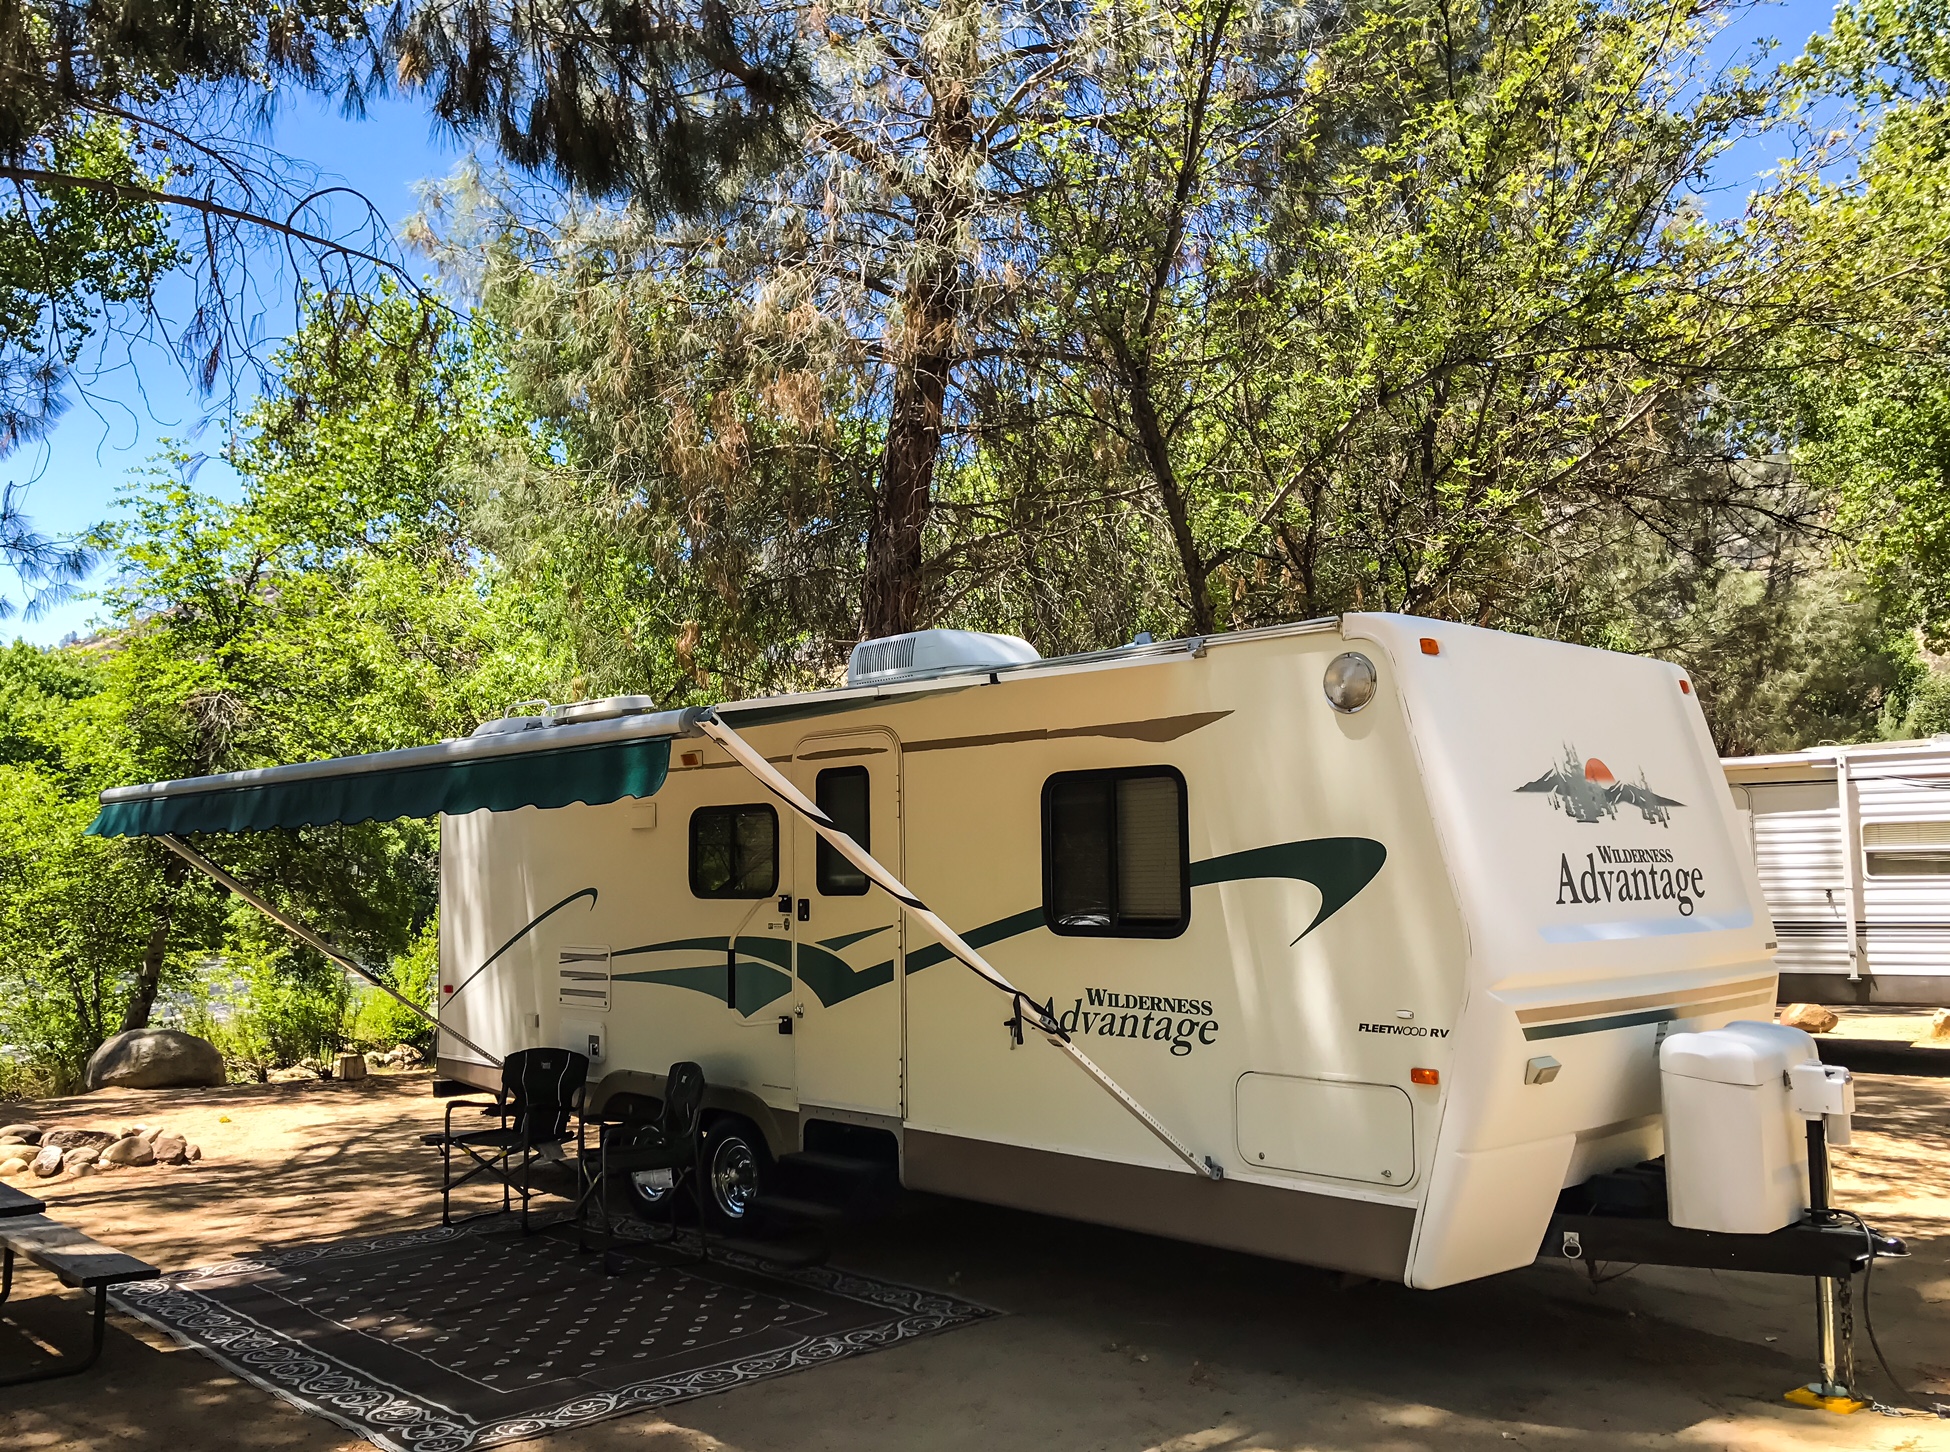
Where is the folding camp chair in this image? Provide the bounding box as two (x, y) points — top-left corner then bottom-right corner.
(576, 1061), (709, 1270)
(431, 1047), (589, 1232)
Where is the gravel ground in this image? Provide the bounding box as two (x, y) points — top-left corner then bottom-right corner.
(3, 1071), (1947, 1452)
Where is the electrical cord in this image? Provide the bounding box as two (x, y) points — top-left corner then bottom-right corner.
(1827, 1207), (1950, 1419)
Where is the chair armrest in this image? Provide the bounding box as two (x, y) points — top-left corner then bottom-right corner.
(442, 1096), (503, 1140)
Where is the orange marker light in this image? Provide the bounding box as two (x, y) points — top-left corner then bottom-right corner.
(1419, 638), (1440, 655)
(1411, 1067), (1439, 1086)
(1679, 679), (1692, 694)
(680, 751), (702, 767)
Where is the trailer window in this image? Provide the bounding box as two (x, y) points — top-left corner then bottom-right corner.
(1863, 820), (1950, 876)
(816, 767), (870, 895)
(690, 805), (779, 898)
(1042, 767), (1189, 937)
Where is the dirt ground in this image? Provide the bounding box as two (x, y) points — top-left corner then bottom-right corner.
(3, 1072), (1948, 1452)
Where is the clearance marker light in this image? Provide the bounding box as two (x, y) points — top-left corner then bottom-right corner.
(1420, 637), (1440, 655)
(1679, 679), (1692, 694)
(1411, 1067), (1439, 1086)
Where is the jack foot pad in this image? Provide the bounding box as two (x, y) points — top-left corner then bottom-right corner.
(1784, 1385), (1868, 1415)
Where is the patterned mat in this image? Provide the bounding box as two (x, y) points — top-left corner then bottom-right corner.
(111, 1219), (995, 1451)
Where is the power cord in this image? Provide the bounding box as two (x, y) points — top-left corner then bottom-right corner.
(1827, 1208), (1950, 1420)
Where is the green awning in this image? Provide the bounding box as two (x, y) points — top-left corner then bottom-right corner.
(88, 725), (678, 838)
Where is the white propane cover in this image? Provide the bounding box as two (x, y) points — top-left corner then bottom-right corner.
(1660, 1020), (1819, 1234)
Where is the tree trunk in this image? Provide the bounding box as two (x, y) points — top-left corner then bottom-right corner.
(1123, 356), (1217, 635)
(859, 70), (974, 642)
(862, 280), (958, 639)
(122, 853), (187, 1032)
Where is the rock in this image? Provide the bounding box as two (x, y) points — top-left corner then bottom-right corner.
(335, 1052), (368, 1082)
(101, 1135), (155, 1168)
(0, 1123), (40, 1145)
(30, 1143), (64, 1178)
(1924, 1008), (1950, 1046)
(42, 1128), (117, 1151)
(1780, 1003), (1839, 1034)
(61, 1147), (100, 1172)
(186, 1143), (202, 1162)
(71, 1162), (98, 1178)
(152, 1131), (188, 1165)
(395, 1045), (424, 1067)
(84, 1029), (225, 1091)
(266, 1066), (316, 1083)
(0, 1157), (27, 1178)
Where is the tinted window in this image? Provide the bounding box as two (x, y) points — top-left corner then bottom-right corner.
(816, 767), (870, 895)
(1043, 768), (1189, 937)
(690, 805), (779, 898)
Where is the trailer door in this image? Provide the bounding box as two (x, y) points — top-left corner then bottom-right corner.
(788, 729), (904, 1118)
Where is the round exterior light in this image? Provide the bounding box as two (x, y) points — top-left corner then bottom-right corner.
(1323, 652), (1378, 713)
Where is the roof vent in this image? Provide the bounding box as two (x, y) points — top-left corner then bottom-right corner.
(543, 695), (658, 726)
(847, 630), (1040, 687)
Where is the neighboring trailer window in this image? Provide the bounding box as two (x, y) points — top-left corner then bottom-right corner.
(816, 766), (871, 895)
(1043, 768), (1189, 937)
(690, 805), (779, 897)
(1863, 819), (1950, 876)
(1867, 852), (1950, 877)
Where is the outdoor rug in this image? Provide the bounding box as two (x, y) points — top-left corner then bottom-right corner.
(109, 1218), (996, 1452)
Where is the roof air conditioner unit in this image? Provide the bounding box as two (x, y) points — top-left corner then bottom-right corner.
(847, 630), (1040, 687)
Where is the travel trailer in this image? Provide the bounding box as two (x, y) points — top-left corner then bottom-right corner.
(93, 614), (1806, 1291)
(1725, 738), (1950, 1008)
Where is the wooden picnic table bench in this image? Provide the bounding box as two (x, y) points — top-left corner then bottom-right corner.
(0, 1207), (157, 1384)
(0, 1181), (47, 1218)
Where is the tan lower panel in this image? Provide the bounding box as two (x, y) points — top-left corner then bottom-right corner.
(903, 1129), (1416, 1281)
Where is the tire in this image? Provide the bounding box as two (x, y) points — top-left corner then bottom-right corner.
(701, 1119), (770, 1226)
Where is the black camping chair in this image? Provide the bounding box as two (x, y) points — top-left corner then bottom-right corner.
(577, 1061), (710, 1270)
(430, 1047), (589, 1232)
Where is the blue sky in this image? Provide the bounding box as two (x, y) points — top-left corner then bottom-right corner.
(6, 0), (1844, 646)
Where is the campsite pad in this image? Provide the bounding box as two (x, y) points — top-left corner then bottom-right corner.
(109, 1218), (995, 1452)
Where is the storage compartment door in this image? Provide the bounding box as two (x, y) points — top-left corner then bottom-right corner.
(1235, 1074), (1414, 1186)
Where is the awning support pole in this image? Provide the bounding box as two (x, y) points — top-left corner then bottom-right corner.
(158, 834), (504, 1070)
(691, 711), (1221, 1181)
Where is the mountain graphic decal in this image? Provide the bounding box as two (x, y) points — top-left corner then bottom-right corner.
(1516, 745), (1683, 827)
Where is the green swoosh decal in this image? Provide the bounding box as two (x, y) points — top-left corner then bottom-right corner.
(611, 838), (1386, 1012)
(612, 934), (794, 1015)
(1189, 837), (1389, 944)
(817, 925), (893, 951)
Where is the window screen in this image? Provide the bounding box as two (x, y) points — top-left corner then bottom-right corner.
(690, 805), (779, 898)
(816, 767), (870, 895)
(1043, 767), (1189, 937)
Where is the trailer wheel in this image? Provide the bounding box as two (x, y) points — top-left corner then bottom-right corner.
(702, 1119), (769, 1224)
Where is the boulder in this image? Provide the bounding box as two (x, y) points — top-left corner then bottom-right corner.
(1780, 1003), (1839, 1034)
(62, 1147), (100, 1172)
(42, 1128), (117, 1151)
(30, 1143), (63, 1178)
(84, 1029), (225, 1091)
(0, 1123), (40, 1145)
(70, 1162), (98, 1179)
(335, 1052), (368, 1082)
(152, 1131), (188, 1165)
(1924, 1008), (1950, 1046)
(187, 1143), (202, 1162)
(101, 1135), (155, 1168)
(0, 1157), (27, 1178)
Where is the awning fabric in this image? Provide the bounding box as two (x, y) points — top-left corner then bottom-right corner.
(87, 732), (674, 838)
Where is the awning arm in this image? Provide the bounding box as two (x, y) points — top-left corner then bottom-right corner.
(158, 834), (505, 1070)
(692, 711), (1222, 1181)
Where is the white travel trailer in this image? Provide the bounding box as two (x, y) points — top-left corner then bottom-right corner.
(1725, 738), (1950, 1007)
(93, 614), (1793, 1291)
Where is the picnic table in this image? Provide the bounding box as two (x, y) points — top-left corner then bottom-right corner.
(0, 1177), (156, 1384)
